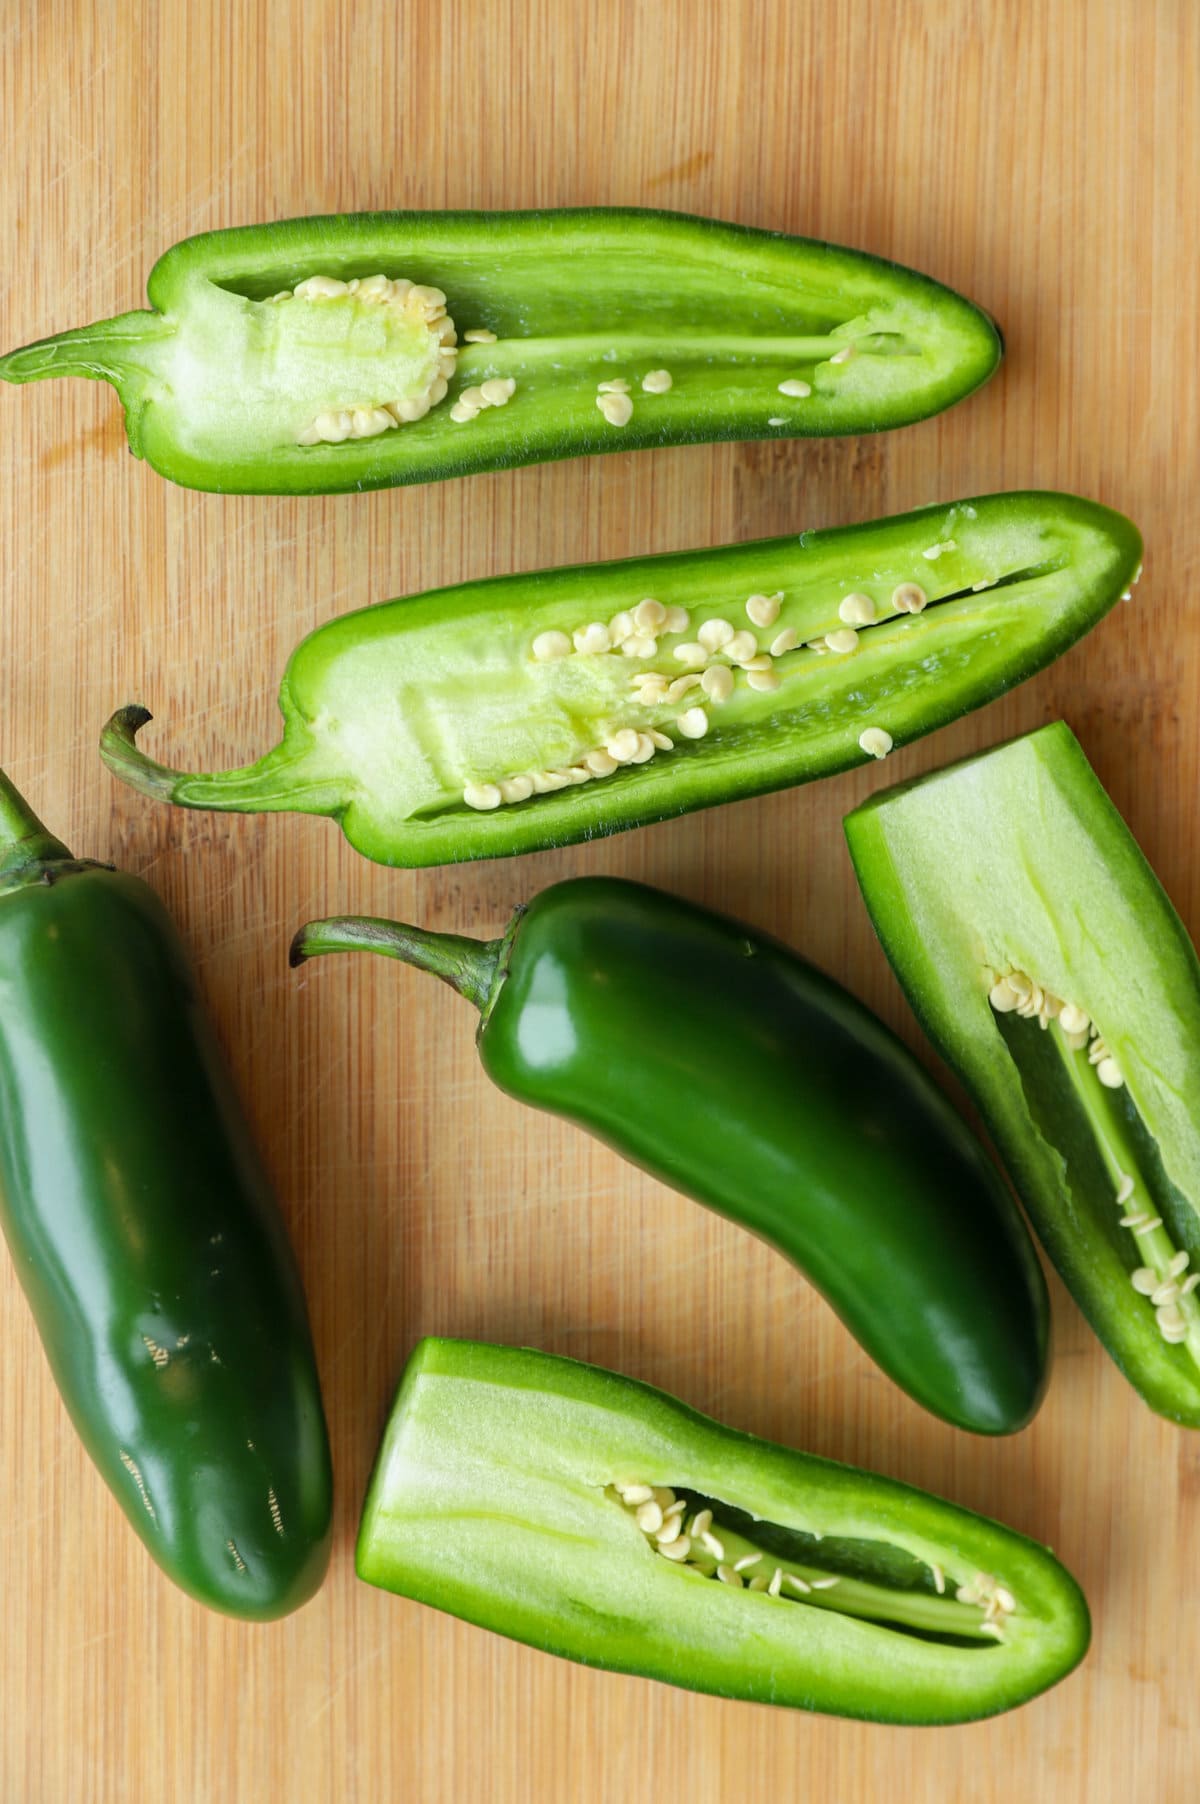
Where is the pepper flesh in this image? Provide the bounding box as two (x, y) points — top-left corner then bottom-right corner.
(291, 877), (1049, 1434)
(0, 208), (1001, 494)
(0, 771), (333, 1616)
(358, 1338), (1089, 1722)
(99, 492), (1141, 868)
(845, 721), (1200, 1426)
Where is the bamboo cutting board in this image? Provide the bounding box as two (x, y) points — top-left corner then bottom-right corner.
(1, 2), (1196, 1799)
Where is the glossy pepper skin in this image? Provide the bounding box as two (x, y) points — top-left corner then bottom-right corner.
(358, 1338), (1089, 1723)
(0, 208), (1000, 495)
(846, 721), (1200, 1426)
(0, 773), (332, 1617)
(100, 492), (1142, 868)
(292, 878), (1049, 1435)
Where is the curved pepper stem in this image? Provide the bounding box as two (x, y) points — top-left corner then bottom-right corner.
(0, 769), (72, 883)
(290, 914), (504, 1014)
(100, 705), (346, 815)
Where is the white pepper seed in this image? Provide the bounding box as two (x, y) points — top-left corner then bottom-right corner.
(838, 593), (876, 626)
(932, 1564), (946, 1595)
(634, 598), (667, 632)
(673, 643), (708, 667)
(701, 666), (735, 703)
(641, 369), (673, 393)
(597, 378), (631, 395)
(1096, 1058), (1124, 1089)
(1057, 1001), (1090, 1035)
(463, 328), (497, 344)
(892, 582), (928, 614)
(716, 1565), (743, 1588)
(631, 733), (657, 763)
(770, 627), (800, 657)
(619, 1484), (653, 1504)
(532, 630), (572, 661)
(777, 379), (812, 397)
(747, 669), (781, 692)
(463, 782), (502, 811)
(498, 776), (535, 803)
(666, 675), (704, 703)
(655, 1516), (683, 1546)
(573, 622), (612, 655)
(858, 727), (894, 760)
(689, 1510), (713, 1538)
(677, 707), (709, 739)
(530, 770), (570, 793)
(784, 1573), (813, 1594)
(1130, 1268), (1159, 1295)
(663, 606), (690, 634)
(828, 346), (854, 365)
(768, 1568), (784, 1597)
(449, 400), (480, 423)
(649, 729), (675, 750)
(700, 1531), (725, 1560)
(480, 377), (516, 407)
(606, 729), (641, 763)
(585, 750), (619, 776)
(697, 618), (735, 652)
(726, 630), (759, 664)
(636, 1501), (664, 1534)
(1151, 1281), (1182, 1307)
(597, 392), (634, 426)
(825, 628), (859, 654)
(732, 1554), (763, 1572)
(658, 1536), (692, 1561)
(746, 592), (782, 628)
(1168, 1250), (1191, 1277)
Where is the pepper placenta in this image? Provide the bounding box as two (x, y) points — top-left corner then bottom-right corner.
(358, 1338), (1089, 1722)
(0, 208), (1001, 494)
(0, 772), (333, 1615)
(845, 721), (1200, 1427)
(100, 492), (1141, 868)
(292, 877), (1048, 1434)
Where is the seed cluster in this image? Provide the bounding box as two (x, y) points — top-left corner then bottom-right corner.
(989, 969), (1200, 1350)
(594, 369), (674, 427)
(955, 1572), (1017, 1641)
(613, 1482), (843, 1597)
(806, 583), (927, 654)
(450, 377), (517, 425)
(988, 971), (1123, 1087)
(462, 582), (908, 808)
(270, 275), (459, 444)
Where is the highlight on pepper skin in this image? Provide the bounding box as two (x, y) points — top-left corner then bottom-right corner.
(98, 492), (1142, 868)
(0, 207), (1002, 494)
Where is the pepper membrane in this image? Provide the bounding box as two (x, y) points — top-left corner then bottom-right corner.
(846, 722), (1200, 1426)
(0, 208), (1001, 494)
(358, 1339), (1090, 1722)
(100, 492), (1142, 867)
(292, 877), (1049, 1434)
(0, 771), (332, 1616)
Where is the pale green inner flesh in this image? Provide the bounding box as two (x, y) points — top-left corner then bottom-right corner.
(994, 1007), (1200, 1369)
(287, 505), (1061, 829)
(139, 247), (958, 457)
(606, 1484), (1009, 1646)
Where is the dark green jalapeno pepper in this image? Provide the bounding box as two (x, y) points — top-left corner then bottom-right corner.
(0, 208), (1001, 494)
(291, 877), (1049, 1435)
(0, 772), (332, 1617)
(101, 492), (1141, 868)
(358, 1338), (1090, 1722)
(845, 721), (1200, 1426)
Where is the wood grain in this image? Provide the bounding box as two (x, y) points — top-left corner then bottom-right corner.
(0, 1), (1196, 1798)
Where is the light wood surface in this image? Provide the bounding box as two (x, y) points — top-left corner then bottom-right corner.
(1, 2), (1196, 1799)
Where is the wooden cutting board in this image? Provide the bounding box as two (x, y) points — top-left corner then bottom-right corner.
(1, 2), (1196, 1798)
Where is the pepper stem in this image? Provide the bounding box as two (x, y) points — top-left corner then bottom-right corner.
(0, 769), (72, 881)
(0, 310), (172, 387)
(290, 914), (503, 1013)
(100, 705), (345, 815)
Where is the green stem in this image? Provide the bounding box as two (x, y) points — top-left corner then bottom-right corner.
(0, 769), (71, 883)
(290, 914), (502, 1012)
(99, 706), (345, 815)
(0, 310), (172, 386)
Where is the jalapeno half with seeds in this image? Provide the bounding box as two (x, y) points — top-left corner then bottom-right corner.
(291, 876), (1049, 1434)
(100, 492), (1141, 868)
(846, 721), (1200, 1426)
(0, 208), (1000, 494)
(0, 770), (332, 1615)
(357, 1339), (1089, 1722)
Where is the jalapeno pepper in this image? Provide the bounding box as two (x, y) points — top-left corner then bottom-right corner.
(0, 208), (1000, 494)
(0, 771), (333, 1616)
(100, 492), (1140, 868)
(845, 720), (1200, 1427)
(291, 876), (1048, 1434)
(358, 1337), (1088, 1722)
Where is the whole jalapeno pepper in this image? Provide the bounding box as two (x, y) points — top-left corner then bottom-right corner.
(0, 772), (332, 1618)
(291, 877), (1049, 1435)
